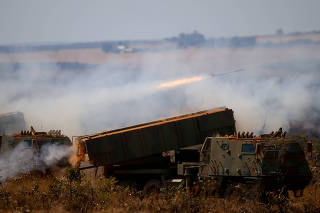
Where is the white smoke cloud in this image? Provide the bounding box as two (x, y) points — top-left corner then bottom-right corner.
(0, 143), (73, 182)
(0, 143), (34, 181)
(40, 143), (73, 167)
(0, 46), (319, 137)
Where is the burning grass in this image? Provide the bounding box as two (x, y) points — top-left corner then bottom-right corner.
(0, 168), (320, 213)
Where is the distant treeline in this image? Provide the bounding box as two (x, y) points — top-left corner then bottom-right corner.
(0, 62), (98, 71)
(1, 31), (320, 54)
(0, 41), (117, 53)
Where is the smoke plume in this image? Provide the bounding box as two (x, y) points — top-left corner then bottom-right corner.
(0, 45), (319, 137)
(0, 143), (73, 182)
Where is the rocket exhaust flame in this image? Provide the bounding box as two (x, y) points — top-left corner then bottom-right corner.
(69, 138), (86, 168)
(157, 76), (203, 89)
(157, 70), (244, 89)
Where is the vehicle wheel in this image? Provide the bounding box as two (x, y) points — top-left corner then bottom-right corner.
(118, 180), (137, 191)
(224, 183), (237, 199)
(143, 179), (161, 195)
(217, 178), (227, 198)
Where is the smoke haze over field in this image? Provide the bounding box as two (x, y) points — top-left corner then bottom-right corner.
(0, 46), (320, 137)
(0, 143), (72, 182)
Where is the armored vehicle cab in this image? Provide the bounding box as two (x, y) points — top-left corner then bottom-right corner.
(0, 127), (72, 168)
(179, 128), (312, 196)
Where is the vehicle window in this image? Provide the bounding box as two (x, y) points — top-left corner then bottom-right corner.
(23, 140), (32, 148)
(53, 139), (66, 145)
(201, 138), (211, 152)
(221, 143), (229, 150)
(287, 142), (304, 154)
(241, 144), (255, 153)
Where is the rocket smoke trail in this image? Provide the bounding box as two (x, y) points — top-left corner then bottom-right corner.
(157, 69), (245, 89)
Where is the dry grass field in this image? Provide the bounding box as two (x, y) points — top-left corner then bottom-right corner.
(0, 167), (319, 213)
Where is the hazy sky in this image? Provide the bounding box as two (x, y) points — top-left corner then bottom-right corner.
(0, 0), (320, 45)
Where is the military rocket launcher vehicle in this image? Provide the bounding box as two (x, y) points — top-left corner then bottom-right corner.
(76, 108), (236, 188)
(75, 108), (312, 196)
